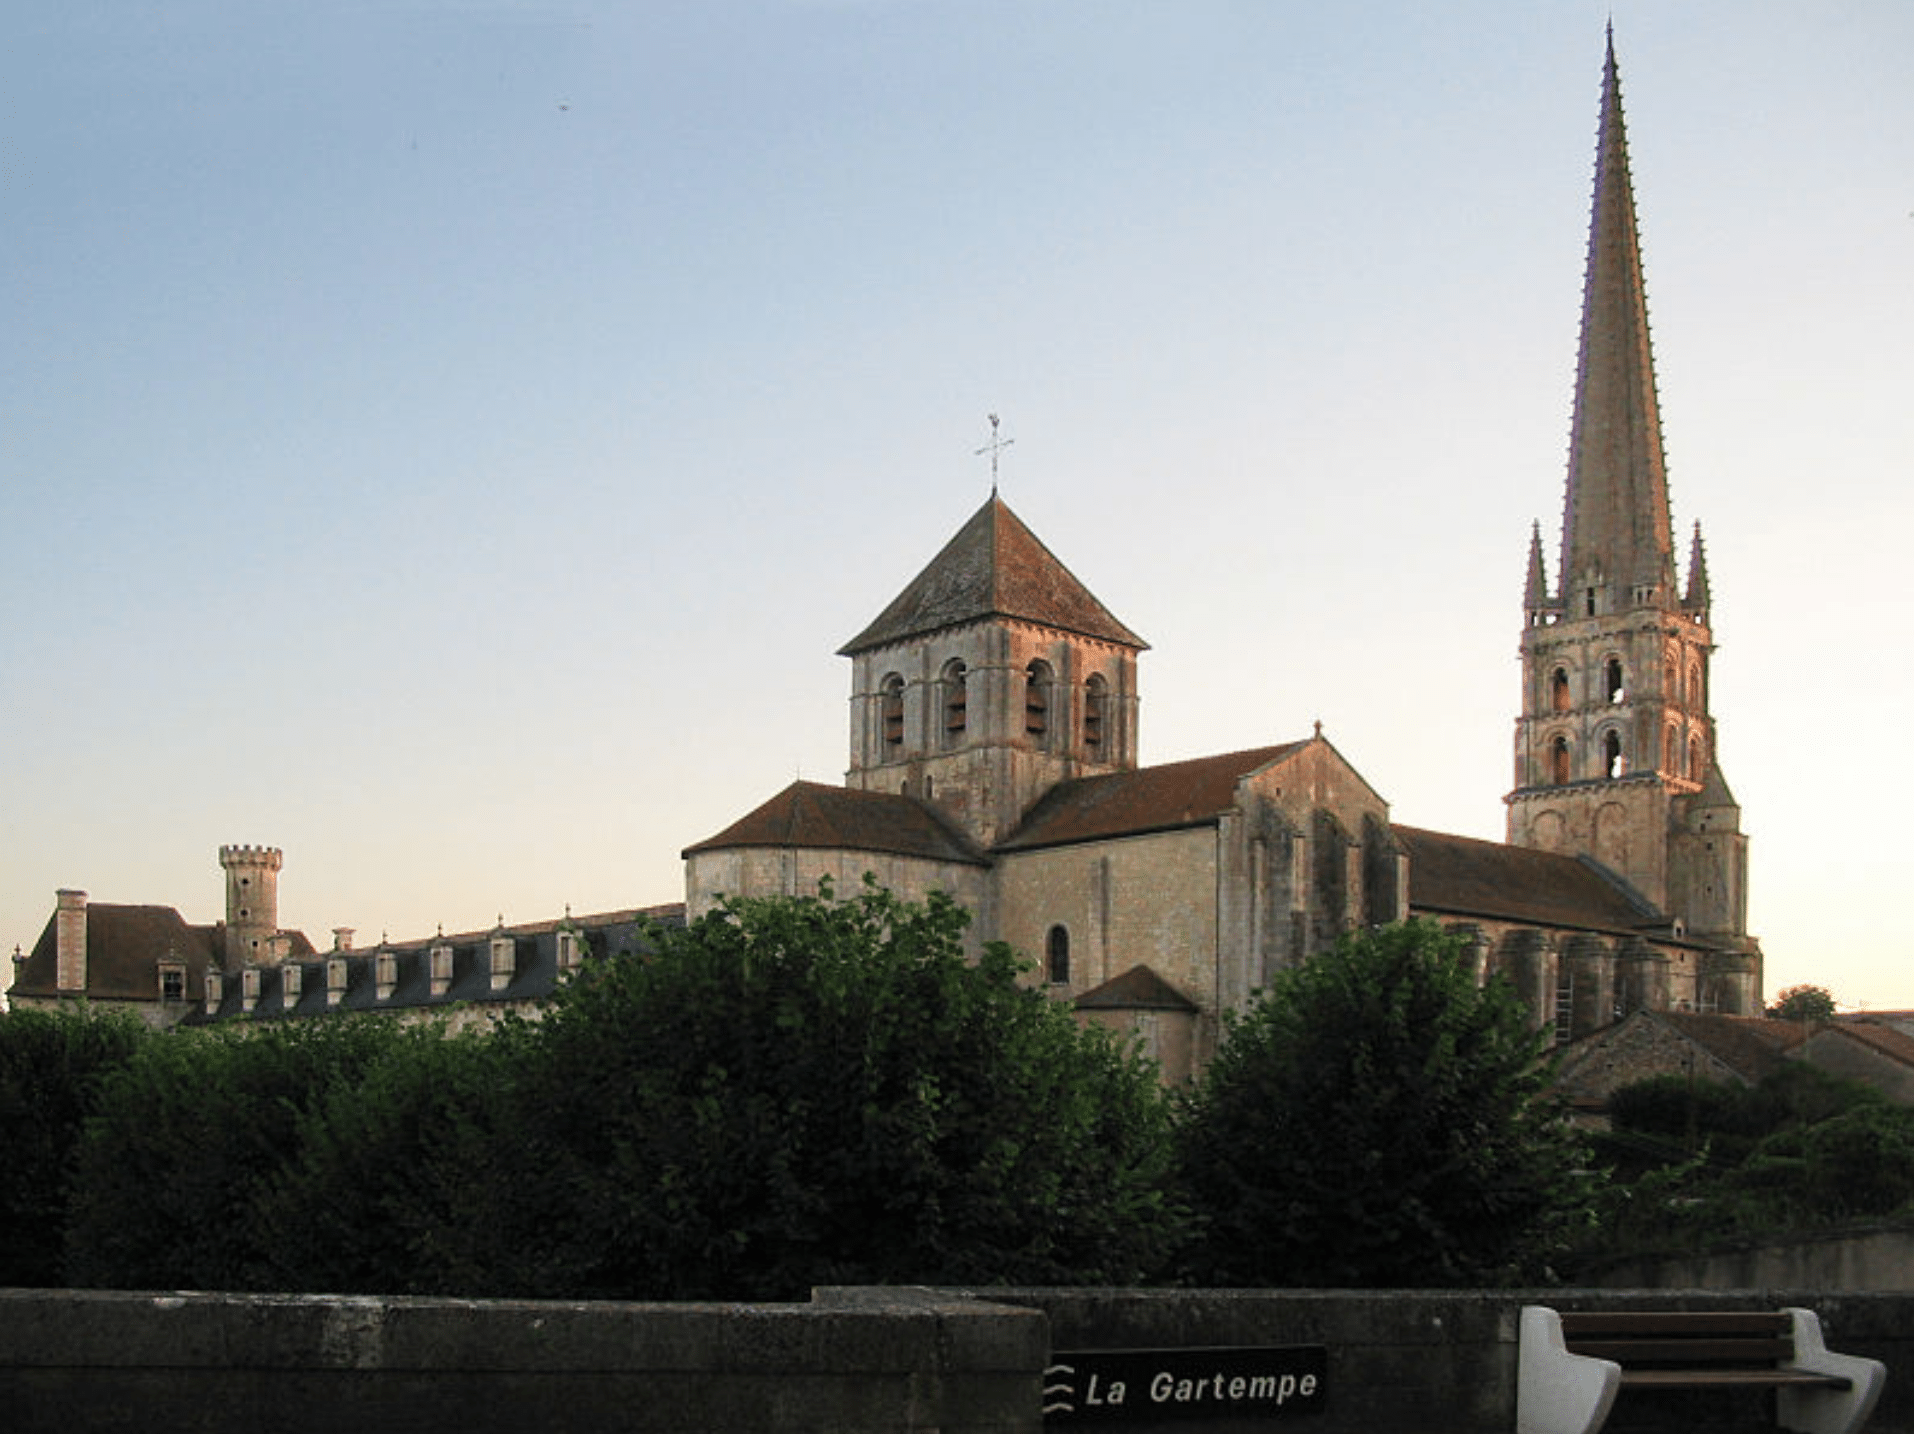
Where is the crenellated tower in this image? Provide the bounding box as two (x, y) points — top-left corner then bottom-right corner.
(219, 844), (283, 973)
(1507, 30), (1759, 1012)
(839, 495), (1145, 849)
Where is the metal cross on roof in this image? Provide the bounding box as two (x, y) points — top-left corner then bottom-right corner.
(974, 412), (1014, 495)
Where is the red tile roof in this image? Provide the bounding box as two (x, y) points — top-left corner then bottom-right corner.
(682, 781), (989, 864)
(1075, 965), (1198, 1012)
(998, 744), (1307, 852)
(1393, 824), (1676, 939)
(839, 496), (1146, 656)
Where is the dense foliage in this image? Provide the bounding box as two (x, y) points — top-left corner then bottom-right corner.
(65, 1016), (409, 1290)
(49, 882), (1182, 1297)
(504, 879), (1184, 1298)
(0, 1006), (150, 1286)
(1767, 983), (1838, 1022)
(1584, 1063), (1914, 1260)
(1175, 919), (1592, 1287)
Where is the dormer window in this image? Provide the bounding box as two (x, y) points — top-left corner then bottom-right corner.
(376, 950), (398, 1001)
(205, 970), (224, 1016)
(283, 963), (303, 1006)
(490, 931), (516, 993)
(557, 927), (584, 974)
(327, 957), (348, 1009)
(159, 962), (185, 1004)
(242, 966), (262, 1014)
(430, 941), (455, 997)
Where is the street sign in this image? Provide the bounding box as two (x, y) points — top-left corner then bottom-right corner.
(1043, 1345), (1327, 1424)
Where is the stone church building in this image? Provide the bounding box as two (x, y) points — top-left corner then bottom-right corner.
(681, 32), (1761, 1077)
(11, 35), (1761, 1076)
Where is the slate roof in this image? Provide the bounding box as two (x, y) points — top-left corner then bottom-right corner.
(997, 744), (1308, 853)
(838, 496), (1146, 656)
(682, 782), (990, 865)
(187, 904), (687, 1023)
(10, 904), (268, 1004)
(1393, 824), (1680, 941)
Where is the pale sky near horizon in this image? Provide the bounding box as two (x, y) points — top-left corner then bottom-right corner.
(5, 4), (1911, 1008)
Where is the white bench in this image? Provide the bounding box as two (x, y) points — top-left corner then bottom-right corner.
(1517, 1305), (1886, 1434)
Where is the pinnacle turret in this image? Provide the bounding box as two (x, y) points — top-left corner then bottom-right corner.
(1684, 521), (1712, 616)
(1524, 521), (1552, 623)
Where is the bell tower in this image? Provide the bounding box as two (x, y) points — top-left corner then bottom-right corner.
(1507, 31), (1758, 1010)
(839, 495), (1145, 849)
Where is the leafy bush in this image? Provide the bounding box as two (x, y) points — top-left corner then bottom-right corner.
(0, 1006), (150, 1286)
(1175, 919), (1592, 1287)
(506, 879), (1184, 1299)
(64, 1016), (408, 1290)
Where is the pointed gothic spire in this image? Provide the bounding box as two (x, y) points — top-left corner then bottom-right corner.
(1557, 29), (1678, 613)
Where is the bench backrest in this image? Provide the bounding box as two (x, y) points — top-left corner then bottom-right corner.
(1558, 1311), (1796, 1369)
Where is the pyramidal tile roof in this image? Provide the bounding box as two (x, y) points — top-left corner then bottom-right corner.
(839, 496), (1146, 656)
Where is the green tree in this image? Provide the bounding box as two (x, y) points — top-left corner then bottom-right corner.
(1767, 984), (1837, 1022)
(64, 1016), (407, 1290)
(1175, 919), (1591, 1287)
(0, 1006), (150, 1286)
(504, 878), (1184, 1299)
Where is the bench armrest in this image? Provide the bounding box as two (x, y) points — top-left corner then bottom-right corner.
(1777, 1308), (1886, 1434)
(1518, 1305), (1621, 1434)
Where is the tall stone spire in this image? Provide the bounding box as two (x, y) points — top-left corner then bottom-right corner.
(1557, 27), (1678, 616)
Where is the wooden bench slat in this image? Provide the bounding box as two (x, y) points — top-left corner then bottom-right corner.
(1559, 1311), (1789, 1337)
(1567, 1336), (1797, 1364)
(1618, 1368), (1852, 1391)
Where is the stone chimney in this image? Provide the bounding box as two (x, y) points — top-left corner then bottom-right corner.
(55, 890), (88, 993)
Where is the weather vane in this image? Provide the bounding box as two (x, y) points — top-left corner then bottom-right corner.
(974, 413), (1014, 495)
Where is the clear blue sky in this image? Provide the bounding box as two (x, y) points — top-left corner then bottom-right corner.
(5, 3), (1910, 1006)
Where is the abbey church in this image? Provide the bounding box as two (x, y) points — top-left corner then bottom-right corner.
(10, 36), (1761, 1076)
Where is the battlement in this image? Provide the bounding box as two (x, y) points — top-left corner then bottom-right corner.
(218, 845), (283, 870)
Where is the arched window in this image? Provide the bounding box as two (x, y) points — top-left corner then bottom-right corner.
(1024, 660), (1053, 743)
(1083, 673), (1109, 754)
(1603, 729), (1624, 779)
(1688, 660), (1704, 710)
(1046, 925), (1070, 985)
(1663, 724), (1679, 776)
(1549, 735), (1571, 786)
(941, 659), (968, 747)
(1689, 733), (1705, 779)
(881, 674), (905, 750)
(1605, 657), (1625, 703)
(1550, 667), (1571, 713)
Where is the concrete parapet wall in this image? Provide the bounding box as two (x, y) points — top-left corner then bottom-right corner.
(4, 1285), (1912, 1432)
(0, 1286), (1046, 1434)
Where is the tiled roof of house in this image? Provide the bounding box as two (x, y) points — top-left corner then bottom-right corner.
(682, 781), (990, 865)
(839, 496), (1146, 656)
(12, 904), (225, 1003)
(1821, 1018), (1914, 1070)
(1075, 965), (1199, 1012)
(1393, 824), (1678, 940)
(997, 744), (1307, 853)
(1653, 1011), (1805, 1082)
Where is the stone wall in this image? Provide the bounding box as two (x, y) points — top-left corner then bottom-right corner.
(4, 1285), (1912, 1433)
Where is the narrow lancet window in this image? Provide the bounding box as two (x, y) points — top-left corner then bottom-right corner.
(1025, 660), (1053, 742)
(1604, 730), (1624, 778)
(881, 674), (905, 750)
(1550, 668), (1571, 713)
(1083, 673), (1109, 753)
(1046, 925), (1070, 985)
(1549, 735), (1571, 786)
(941, 659), (967, 746)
